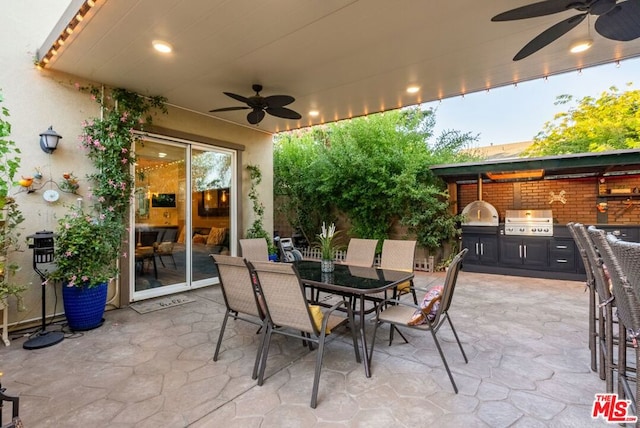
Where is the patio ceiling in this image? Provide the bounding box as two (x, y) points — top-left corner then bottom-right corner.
(38, 0), (640, 134)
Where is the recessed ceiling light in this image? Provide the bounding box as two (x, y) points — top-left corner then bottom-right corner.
(569, 39), (592, 53)
(309, 110), (320, 117)
(158, 152), (167, 158)
(406, 85), (420, 94)
(152, 40), (173, 54)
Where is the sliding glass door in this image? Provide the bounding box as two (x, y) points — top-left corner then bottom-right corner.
(131, 136), (236, 300)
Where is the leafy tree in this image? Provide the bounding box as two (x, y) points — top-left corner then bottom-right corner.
(274, 106), (478, 252)
(525, 84), (640, 156)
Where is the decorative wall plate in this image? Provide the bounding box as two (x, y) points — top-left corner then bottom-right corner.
(43, 189), (60, 202)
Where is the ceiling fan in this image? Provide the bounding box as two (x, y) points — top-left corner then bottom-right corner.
(491, 0), (640, 61)
(209, 84), (302, 125)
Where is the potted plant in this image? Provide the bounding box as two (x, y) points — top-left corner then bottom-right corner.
(49, 86), (166, 330)
(49, 204), (121, 330)
(316, 222), (340, 272)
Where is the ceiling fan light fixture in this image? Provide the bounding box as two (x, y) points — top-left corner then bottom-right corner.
(569, 38), (593, 53)
(308, 110), (319, 117)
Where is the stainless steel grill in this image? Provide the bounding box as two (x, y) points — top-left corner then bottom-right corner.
(504, 209), (553, 236)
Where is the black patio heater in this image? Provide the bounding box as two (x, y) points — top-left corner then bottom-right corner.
(22, 231), (64, 350)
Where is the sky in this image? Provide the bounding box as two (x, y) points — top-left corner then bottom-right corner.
(423, 56), (640, 148)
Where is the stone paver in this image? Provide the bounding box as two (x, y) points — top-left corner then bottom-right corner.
(0, 271), (615, 427)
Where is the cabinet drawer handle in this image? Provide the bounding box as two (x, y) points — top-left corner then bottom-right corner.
(556, 245), (568, 249)
(480, 243), (484, 255)
(476, 243), (479, 255)
(519, 245), (522, 258)
(556, 259), (568, 263)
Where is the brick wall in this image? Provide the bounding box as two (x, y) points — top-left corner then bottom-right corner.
(458, 174), (640, 225)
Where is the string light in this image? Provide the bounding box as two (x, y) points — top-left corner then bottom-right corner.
(37, 0), (97, 68)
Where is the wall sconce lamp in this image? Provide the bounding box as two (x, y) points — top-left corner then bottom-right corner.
(39, 126), (62, 154)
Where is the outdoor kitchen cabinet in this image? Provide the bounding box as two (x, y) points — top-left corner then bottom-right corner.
(460, 226), (499, 265)
(499, 237), (548, 268)
(549, 238), (578, 272)
(461, 234), (499, 264)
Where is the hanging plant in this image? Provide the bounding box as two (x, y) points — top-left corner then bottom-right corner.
(50, 86), (167, 287)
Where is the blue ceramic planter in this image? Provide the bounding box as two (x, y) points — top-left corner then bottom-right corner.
(62, 281), (108, 331)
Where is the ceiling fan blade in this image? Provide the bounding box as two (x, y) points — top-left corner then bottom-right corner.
(223, 92), (249, 104)
(247, 109), (266, 125)
(491, 0), (582, 21)
(513, 13), (586, 61)
(265, 95), (295, 108)
(595, 0), (640, 41)
(265, 106), (302, 120)
(209, 106), (251, 112)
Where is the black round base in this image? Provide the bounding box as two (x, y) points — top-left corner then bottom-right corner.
(23, 330), (64, 350)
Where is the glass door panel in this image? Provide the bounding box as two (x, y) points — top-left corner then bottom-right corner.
(133, 140), (187, 293)
(191, 148), (233, 285)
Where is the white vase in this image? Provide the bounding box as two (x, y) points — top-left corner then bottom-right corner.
(321, 259), (335, 273)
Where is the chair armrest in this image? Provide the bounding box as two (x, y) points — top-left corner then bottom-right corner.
(323, 298), (349, 316)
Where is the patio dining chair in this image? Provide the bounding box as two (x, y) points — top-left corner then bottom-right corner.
(249, 261), (361, 408)
(587, 227), (640, 415)
(366, 239), (418, 306)
(210, 254), (267, 380)
(135, 231), (159, 278)
(239, 238), (269, 262)
(610, 238), (640, 296)
(573, 223), (616, 391)
(342, 238), (378, 267)
(155, 228), (178, 269)
(369, 248), (469, 393)
(567, 222), (598, 373)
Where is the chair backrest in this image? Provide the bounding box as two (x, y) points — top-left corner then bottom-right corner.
(344, 238), (378, 267)
(610, 238), (640, 295)
(574, 224), (612, 302)
(162, 228), (178, 242)
(211, 254), (262, 319)
(138, 231), (159, 247)
(249, 261), (317, 335)
(435, 248), (468, 324)
(567, 222), (595, 290)
(587, 227), (640, 332)
(379, 239), (416, 272)
(239, 238), (269, 262)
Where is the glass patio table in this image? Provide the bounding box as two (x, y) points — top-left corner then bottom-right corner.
(293, 260), (414, 377)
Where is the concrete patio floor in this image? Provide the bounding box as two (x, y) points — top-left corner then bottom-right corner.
(0, 270), (614, 427)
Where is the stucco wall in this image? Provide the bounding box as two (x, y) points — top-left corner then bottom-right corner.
(0, 0), (274, 330)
